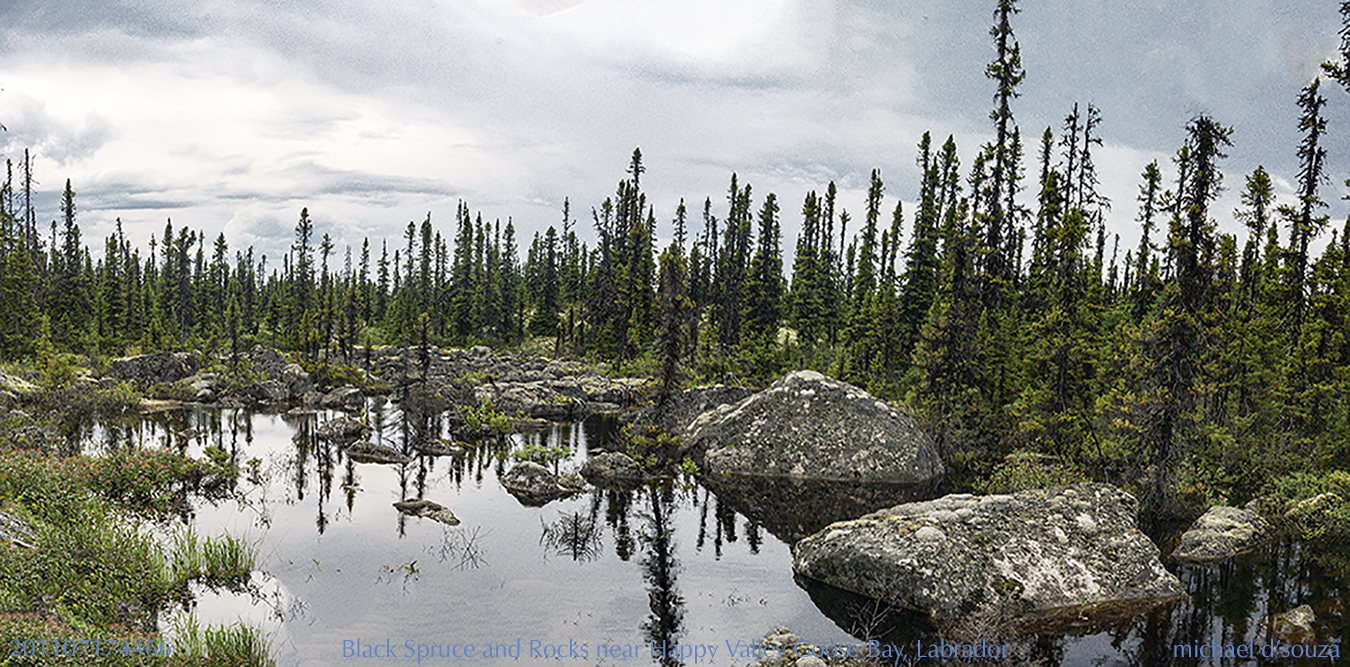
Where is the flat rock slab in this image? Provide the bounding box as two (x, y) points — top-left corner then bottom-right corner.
(394, 499), (460, 525)
(793, 483), (1184, 631)
(1171, 506), (1270, 562)
(412, 439), (467, 457)
(688, 370), (943, 484)
(345, 441), (412, 465)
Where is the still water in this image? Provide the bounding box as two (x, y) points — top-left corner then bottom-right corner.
(79, 402), (1348, 666)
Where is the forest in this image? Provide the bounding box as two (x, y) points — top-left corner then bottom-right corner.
(2, 0), (1350, 527)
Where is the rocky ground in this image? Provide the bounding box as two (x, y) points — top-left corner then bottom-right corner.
(97, 344), (656, 422)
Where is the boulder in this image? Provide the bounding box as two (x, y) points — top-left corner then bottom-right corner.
(579, 452), (645, 487)
(320, 386), (364, 411)
(316, 416), (369, 443)
(500, 462), (584, 506)
(345, 441), (412, 465)
(110, 352), (199, 387)
(474, 381), (582, 420)
(0, 509), (38, 549)
(793, 483), (1185, 631)
(393, 499), (460, 525)
(688, 370), (943, 484)
(1171, 506), (1270, 562)
(703, 474), (939, 544)
(281, 364), (314, 397)
(249, 345), (287, 378)
(240, 380), (289, 405)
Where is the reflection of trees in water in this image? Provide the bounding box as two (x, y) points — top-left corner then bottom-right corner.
(639, 482), (683, 667)
(604, 487), (635, 561)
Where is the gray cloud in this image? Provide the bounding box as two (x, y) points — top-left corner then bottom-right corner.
(0, 95), (115, 165)
(0, 0), (1346, 266)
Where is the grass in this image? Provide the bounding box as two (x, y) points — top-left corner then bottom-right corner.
(167, 612), (273, 667)
(167, 527), (257, 587)
(0, 393), (269, 665)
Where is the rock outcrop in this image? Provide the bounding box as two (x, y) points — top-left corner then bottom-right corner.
(1171, 505), (1270, 562)
(111, 352), (200, 387)
(500, 462), (584, 506)
(793, 483), (1185, 631)
(473, 376), (651, 420)
(688, 370), (943, 485)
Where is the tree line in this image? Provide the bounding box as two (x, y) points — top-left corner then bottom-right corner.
(3, 0), (1350, 517)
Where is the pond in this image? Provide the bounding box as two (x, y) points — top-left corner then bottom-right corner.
(77, 401), (1348, 666)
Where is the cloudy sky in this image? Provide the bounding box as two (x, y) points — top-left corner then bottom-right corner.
(0, 0), (1346, 269)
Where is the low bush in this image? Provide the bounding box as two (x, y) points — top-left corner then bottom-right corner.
(976, 450), (1091, 494)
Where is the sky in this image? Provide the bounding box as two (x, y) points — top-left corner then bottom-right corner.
(0, 0), (1347, 271)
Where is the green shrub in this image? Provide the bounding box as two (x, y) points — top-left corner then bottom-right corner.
(512, 443), (571, 466)
(976, 450), (1090, 494)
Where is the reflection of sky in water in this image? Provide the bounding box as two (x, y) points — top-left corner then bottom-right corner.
(116, 405), (850, 666)
(82, 405), (1350, 666)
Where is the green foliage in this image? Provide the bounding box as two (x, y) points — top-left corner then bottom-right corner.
(304, 361), (365, 391)
(168, 612), (274, 666)
(1251, 471), (1350, 541)
(459, 402), (520, 434)
(167, 526), (257, 587)
(976, 450), (1090, 494)
(511, 443), (571, 466)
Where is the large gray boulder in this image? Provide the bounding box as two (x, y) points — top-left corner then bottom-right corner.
(793, 483), (1185, 631)
(688, 370), (943, 484)
(110, 352), (199, 387)
(345, 441), (412, 465)
(1171, 505), (1270, 562)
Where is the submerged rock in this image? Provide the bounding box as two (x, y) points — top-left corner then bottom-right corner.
(1263, 604), (1316, 645)
(793, 483), (1184, 632)
(688, 370), (943, 484)
(394, 499), (460, 525)
(1171, 505), (1270, 562)
(579, 452), (645, 487)
(500, 462), (584, 506)
(345, 441), (412, 465)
